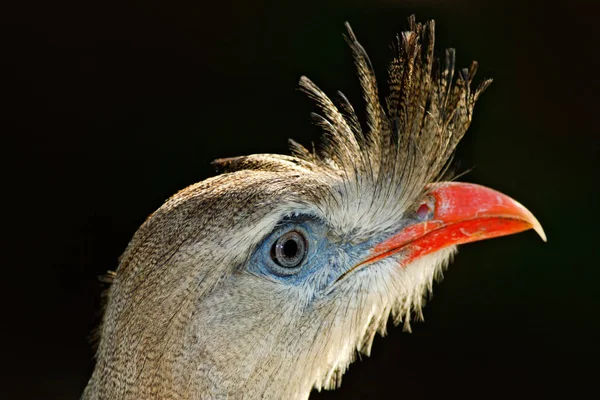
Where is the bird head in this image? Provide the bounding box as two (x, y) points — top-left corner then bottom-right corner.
(84, 17), (545, 400)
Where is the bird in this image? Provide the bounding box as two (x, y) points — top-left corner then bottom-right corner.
(82, 16), (546, 400)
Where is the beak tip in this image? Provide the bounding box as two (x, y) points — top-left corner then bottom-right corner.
(507, 195), (546, 242)
(533, 221), (547, 242)
(518, 202), (546, 242)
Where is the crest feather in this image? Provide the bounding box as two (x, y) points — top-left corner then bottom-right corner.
(294, 16), (492, 213)
(216, 16), (491, 235)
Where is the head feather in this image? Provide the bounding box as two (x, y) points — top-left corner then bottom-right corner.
(214, 16), (492, 238)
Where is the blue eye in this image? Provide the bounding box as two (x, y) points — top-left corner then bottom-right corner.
(248, 218), (323, 281)
(270, 230), (308, 269)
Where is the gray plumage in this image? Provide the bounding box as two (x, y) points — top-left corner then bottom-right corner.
(83, 17), (492, 399)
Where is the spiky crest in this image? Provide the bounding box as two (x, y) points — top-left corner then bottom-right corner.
(214, 16), (491, 237)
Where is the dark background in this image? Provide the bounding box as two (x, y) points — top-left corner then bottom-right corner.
(3, 0), (598, 398)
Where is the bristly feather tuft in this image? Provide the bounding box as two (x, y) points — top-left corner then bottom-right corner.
(297, 16), (490, 201)
(214, 16), (491, 239)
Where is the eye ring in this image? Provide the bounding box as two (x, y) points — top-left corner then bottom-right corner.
(271, 230), (308, 268)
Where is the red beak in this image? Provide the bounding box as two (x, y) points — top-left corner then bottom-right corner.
(360, 182), (546, 269)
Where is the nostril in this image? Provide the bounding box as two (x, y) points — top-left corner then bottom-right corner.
(417, 203), (430, 220)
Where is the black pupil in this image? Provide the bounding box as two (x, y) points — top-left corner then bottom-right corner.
(282, 239), (298, 258)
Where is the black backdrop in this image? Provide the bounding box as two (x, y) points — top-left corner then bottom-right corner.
(3, 0), (599, 398)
